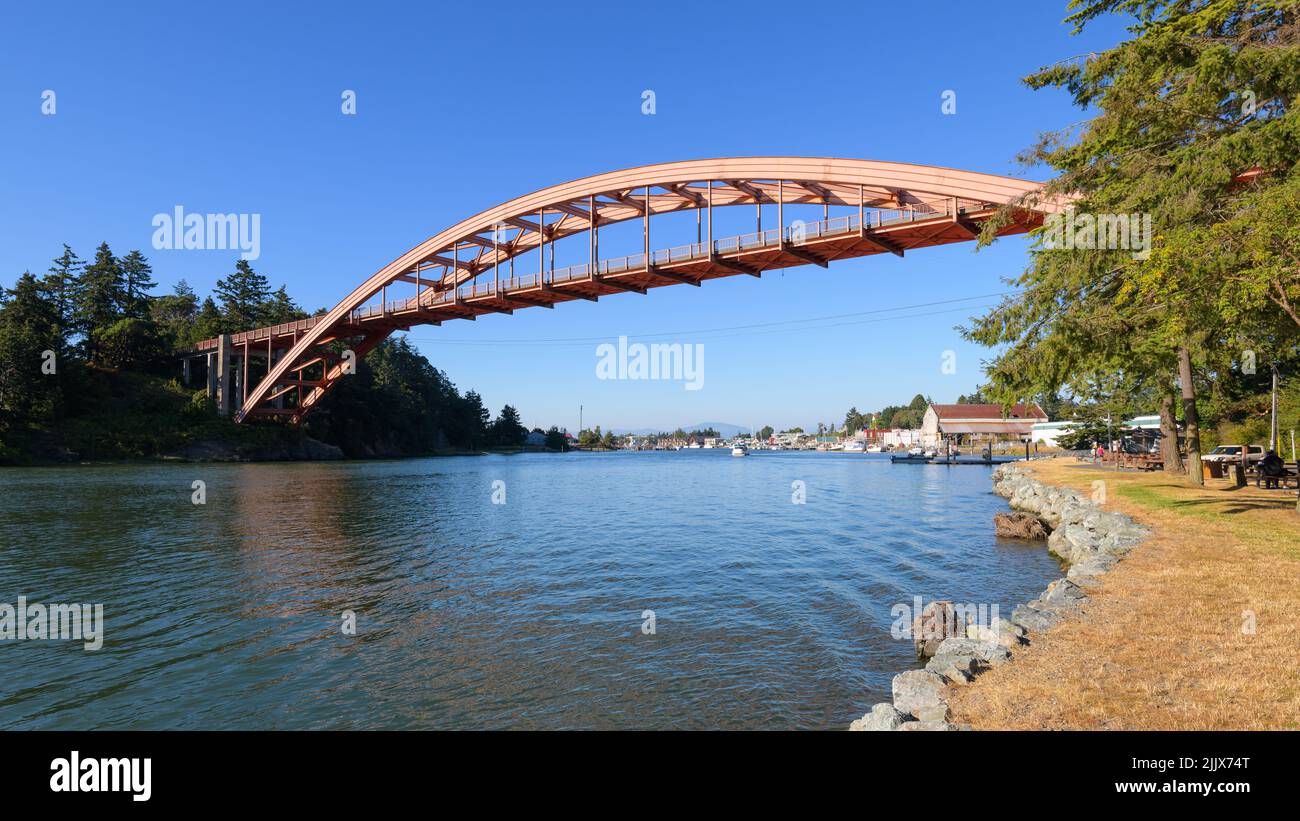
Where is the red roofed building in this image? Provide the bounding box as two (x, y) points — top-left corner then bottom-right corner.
(921, 403), (1049, 446)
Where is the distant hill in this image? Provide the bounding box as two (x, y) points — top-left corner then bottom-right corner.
(611, 422), (750, 436)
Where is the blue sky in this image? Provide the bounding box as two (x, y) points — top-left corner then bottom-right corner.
(0, 1), (1128, 433)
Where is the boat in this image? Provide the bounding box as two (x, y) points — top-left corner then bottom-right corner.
(907, 446), (925, 457)
(890, 453), (933, 463)
(866, 444), (883, 453)
(731, 443), (749, 457)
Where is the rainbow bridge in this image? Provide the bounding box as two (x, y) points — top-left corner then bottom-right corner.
(184, 157), (1062, 423)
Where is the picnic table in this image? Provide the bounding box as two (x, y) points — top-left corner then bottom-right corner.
(1100, 452), (1164, 471)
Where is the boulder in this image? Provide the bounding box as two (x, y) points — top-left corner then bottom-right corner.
(1039, 578), (1087, 611)
(1011, 603), (1060, 633)
(966, 617), (1027, 649)
(925, 653), (979, 681)
(912, 600), (966, 658)
(849, 703), (908, 731)
(892, 670), (949, 719)
(1049, 522), (1110, 564)
(1067, 554), (1118, 586)
(898, 720), (970, 731)
(934, 637), (1013, 666)
(994, 511), (1051, 539)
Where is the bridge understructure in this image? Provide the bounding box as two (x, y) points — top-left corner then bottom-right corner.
(182, 158), (1063, 424)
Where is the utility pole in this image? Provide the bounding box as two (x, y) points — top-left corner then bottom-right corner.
(1270, 363), (1279, 452)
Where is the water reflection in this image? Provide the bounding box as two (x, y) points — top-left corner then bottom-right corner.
(0, 453), (1061, 729)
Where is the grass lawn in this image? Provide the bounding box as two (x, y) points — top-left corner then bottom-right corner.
(947, 458), (1300, 730)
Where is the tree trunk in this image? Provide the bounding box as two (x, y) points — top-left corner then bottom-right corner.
(1178, 345), (1203, 486)
(1160, 390), (1184, 475)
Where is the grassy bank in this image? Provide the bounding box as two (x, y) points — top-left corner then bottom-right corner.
(947, 459), (1300, 730)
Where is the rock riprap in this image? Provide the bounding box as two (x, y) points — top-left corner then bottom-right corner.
(849, 462), (1153, 730)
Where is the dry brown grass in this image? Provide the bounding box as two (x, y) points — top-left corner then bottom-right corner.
(947, 459), (1300, 730)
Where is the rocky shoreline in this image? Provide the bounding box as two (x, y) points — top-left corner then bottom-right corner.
(849, 462), (1152, 731)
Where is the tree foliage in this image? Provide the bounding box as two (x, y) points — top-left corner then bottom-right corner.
(964, 0), (1300, 479)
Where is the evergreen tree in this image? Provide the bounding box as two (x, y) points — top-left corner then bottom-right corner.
(262, 285), (306, 325)
(965, 0), (1300, 485)
(118, 250), (157, 319)
(544, 426), (568, 451)
(0, 272), (64, 433)
(214, 259), (272, 330)
(151, 280), (200, 348)
(490, 404), (527, 447)
(42, 244), (82, 352)
(76, 242), (127, 363)
(192, 297), (224, 342)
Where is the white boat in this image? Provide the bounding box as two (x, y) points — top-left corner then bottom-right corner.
(866, 444), (883, 453)
(731, 443), (749, 457)
(842, 440), (866, 453)
(907, 446), (925, 457)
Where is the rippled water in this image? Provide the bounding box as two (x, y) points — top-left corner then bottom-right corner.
(0, 451), (1061, 729)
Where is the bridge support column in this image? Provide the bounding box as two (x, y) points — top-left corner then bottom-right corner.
(215, 333), (234, 416)
(272, 349), (284, 410)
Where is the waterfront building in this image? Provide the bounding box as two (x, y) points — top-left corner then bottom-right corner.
(922, 403), (1048, 449)
(882, 428), (924, 448)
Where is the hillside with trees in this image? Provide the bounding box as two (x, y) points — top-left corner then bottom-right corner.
(0, 244), (536, 463)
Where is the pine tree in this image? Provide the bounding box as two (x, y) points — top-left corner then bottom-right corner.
(214, 259), (272, 330)
(964, 0), (1300, 485)
(262, 285), (306, 325)
(491, 404), (527, 447)
(76, 242), (127, 363)
(0, 272), (64, 431)
(193, 297), (225, 341)
(41, 244), (82, 351)
(118, 250), (157, 319)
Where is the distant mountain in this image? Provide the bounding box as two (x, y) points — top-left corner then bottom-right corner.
(611, 422), (750, 436)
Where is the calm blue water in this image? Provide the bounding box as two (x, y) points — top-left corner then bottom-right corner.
(0, 451), (1060, 729)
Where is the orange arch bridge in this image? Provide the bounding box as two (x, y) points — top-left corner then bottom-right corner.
(185, 158), (1064, 424)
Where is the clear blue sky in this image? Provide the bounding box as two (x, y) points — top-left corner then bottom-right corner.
(0, 1), (1128, 433)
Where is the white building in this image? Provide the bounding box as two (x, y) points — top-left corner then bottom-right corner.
(882, 428), (924, 448)
(922, 403), (1049, 447)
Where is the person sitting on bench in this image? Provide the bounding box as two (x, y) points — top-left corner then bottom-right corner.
(1259, 449), (1287, 488)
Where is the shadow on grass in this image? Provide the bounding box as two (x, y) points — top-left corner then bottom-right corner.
(1117, 483), (1298, 515)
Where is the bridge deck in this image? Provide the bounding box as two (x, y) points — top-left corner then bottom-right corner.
(191, 202), (1031, 355)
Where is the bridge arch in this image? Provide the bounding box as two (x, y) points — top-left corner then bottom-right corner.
(199, 157), (1065, 423)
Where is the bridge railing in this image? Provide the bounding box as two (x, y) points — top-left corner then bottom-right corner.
(347, 200), (995, 321)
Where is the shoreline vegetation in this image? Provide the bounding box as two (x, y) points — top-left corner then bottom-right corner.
(0, 247), (561, 466)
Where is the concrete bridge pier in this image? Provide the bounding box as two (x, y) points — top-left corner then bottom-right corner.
(213, 334), (234, 416)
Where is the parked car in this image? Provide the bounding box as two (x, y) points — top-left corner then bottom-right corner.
(1202, 445), (1264, 464)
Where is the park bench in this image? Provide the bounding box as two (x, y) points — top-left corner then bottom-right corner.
(1247, 462), (1300, 490)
